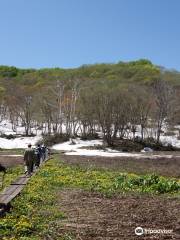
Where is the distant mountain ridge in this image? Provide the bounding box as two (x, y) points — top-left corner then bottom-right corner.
(0, 59), (180, 91)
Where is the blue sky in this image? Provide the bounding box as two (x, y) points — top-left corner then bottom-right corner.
(0, 0), (180, 69)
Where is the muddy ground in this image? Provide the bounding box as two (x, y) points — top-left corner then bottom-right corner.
(0, 155), (23, 167)
(56, 189), (180, 240)
(60, 154), (180, 178)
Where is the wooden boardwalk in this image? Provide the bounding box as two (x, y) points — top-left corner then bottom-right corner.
(0, 158), (50, 215)
(0, 174), (30, 206)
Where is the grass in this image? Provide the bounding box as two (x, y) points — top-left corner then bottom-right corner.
(0, 156), (179, 239)
(0, 165), (24, 191)
(0, 148), (24, 154)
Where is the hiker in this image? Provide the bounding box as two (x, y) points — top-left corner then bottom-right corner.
(45, 147), (49, 159)
(41, 145), (46, 161)
(24, 144), (36, 176)
(0, 164), (6, 188)
(35, 144), (43, 167)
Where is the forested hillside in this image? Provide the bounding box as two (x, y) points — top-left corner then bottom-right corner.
(0, 59), (180, 147)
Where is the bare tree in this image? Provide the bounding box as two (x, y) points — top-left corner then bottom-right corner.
(152, 79), (175, 143)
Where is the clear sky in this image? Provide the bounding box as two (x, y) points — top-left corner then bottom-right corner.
(0, 0), (180, 70)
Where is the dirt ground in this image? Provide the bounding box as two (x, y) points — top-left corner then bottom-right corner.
(56, 189), (180, 240)
(0, 155), (23, 167)
(60, 154), (180, 178)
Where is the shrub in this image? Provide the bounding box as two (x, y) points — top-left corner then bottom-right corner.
(0, 134), (16, 139)
(154, 180), (180, 193)
(80, 132), (100, 140)
(37, 133), (69, 147)
(163, 131), (176, 136)
(136, 137), (179, 151)
(112, 139), (143, 152)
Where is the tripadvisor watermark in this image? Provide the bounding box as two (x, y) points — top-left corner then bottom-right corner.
(135, 227), (173, 236)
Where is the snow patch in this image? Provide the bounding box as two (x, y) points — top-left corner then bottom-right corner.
(52, 138), (175, 158)
(0, 135), (42, 149)
(52, 139), (103, 151)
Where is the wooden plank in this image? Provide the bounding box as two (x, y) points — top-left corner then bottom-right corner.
(0, 175), (31, 204)
(0, 175), (29, 195)
(11, 176), (30, 185)
(0, 185), (25, 204)
(1, 184), (19, 196)
(0, 157), (50, 209)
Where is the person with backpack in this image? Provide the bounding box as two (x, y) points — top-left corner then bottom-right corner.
(41, 145), (46, 161)
(35, 144), (43, 167)
(24, 144), (36, 176)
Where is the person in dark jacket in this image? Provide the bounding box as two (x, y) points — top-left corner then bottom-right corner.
(35, 144), (43, 167)
(41, 145), (46, 161)
(0, 164), (6, 188)
(24, 144), (36, 176)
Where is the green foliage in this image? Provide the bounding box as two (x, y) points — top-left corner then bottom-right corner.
(0, 60), (180, 96)
(0, 66), (18, 78)
(114, 173), (180, 193)
(0, 59), (161, 91)
(0, 86), (5, 94)
(1, 165), (24, 191)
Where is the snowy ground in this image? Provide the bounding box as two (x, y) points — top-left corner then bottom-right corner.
(52, 138), (178, 158)
(51, 124), (180, 158)
(160, 135), (180, 148)
(0, 135), (42, 149)
(0, 120), (42, 149)
(0, 120), (180, 157)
